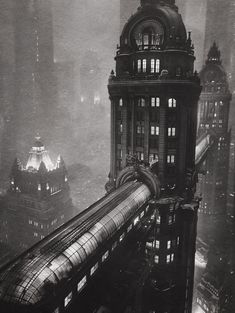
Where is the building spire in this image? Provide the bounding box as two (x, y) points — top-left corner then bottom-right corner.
(206, 42), (221, 65)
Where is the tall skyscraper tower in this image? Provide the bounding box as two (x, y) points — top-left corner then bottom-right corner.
(197, 43), (231, 222)
(13, 0), (57, 154)
(108, 0), (201, 312)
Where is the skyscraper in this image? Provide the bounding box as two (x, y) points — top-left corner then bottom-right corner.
(197, 44), (231, 239)
(13, 0), (57, 155)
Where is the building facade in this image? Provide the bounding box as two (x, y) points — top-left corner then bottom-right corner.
(108, 0), (201, 312)
(197, 43), (231, 222)
(1, 137), (74, 253)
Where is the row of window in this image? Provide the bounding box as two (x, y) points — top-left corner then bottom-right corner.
(152, 253), (174, 264)
(28, 216), (64, 228)
(119, 97), (177, 108)
(146, 238), (179, 250)
(54, 206), (150, 313)
(119, 124), (176, 137)
(117, 150), (176, 165)
(137, 58), (160, 73)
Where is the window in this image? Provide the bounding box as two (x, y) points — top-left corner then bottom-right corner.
(143, 59), (147, 72)
(151, 97), (160, 107)
(167, 155), (175, 164)
(127, 224), (133, 232)
(136, 152), (144, 161)
(168, 127), (176, 136)
(168, 215), (173, 225)
(119, 98), (123, 107)
(151, 59), (155, 73)
(171, 253), (174, 262)
(155, 240), (160, 249)
(149, 153), (159, 163)
(64, 292), (72, 307)
(167, 240), (171, 249)
(119, 123), (123, 133)
(150, 59), (160, 73)
(138, 59), (141, 73)
(29, 220), (32, 225)
(168, 98), (177, 108)
(120, 233), (125, 242)
(151, 126), (159, 135)
(34, 232), (38, 237)
(137, 125), (144, 134)
(166, 255), (171, 263)
(112, 242), (117, 251)
(134, 216), (140, 225)
(91, 263), (98, 276)
(154, 255), (159, 264)
(156, 215), (161, 224)
(102, 251), (109, 262)
(34, 221), (38, 227)
(77, 276), (87, 292)
(140, 211), (144, 218)
(40, 235), (44, 240)
(155, 59), (160, 73)
(177, 236), (180, 245)
(138, 98), (145, 107)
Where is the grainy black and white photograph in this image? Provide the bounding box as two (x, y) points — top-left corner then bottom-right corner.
(0, 0), (234, 312)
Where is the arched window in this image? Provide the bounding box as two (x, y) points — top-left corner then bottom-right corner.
(168, 98), (177, 108)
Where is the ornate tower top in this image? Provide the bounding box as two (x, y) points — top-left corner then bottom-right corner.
(26, 136), (54, 172)
(206, 42), (221, 65)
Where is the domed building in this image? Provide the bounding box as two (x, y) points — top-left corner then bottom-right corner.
(108, 0), (201, 197)
(108, 1), (202, 312)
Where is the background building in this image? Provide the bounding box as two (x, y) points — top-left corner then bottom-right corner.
(1, 137), (74, 253)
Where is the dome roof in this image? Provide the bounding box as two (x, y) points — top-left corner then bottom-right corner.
(120, 0), (188, 51)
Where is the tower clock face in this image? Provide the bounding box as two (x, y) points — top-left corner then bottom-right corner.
(205, 70), (219, 82)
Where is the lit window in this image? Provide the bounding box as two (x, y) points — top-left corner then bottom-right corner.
(34, 232), (38, 237)
(151, 97), (160, 107)
(90, 263), (98, 276)
(138, 59), (141, 73)
(102, 251), (109, 262)
(138, 98), (145, 107)
(168, 98), (177, 108)
(41, 235), (44, 240)
(168, 215), (173, 224)
(64, 291), (72, 307)
(34, 222), (38, 227)
(166, 255), (171, 263)
(151, 59), (155, 73)
(155, 59), (160, 73)
(168, 127), (176, 136)
(143, 59), (147, 72)
(167, 240), (171, 249)
(140, 211), (144, 218)
(77, 276), (87, 293)
(29, 220), (32, 225)
(150, 126), (159, 135)
(134, 216), (140, 225)
(156, 215), (161, 224)
(171, 253), (174, 262)
(127, 224), (132, 232)
(120, 123), (123, 133)
(167, 155), (175, 164)
(177, 236), (180, 245)
(120, 233), (125, 242)
(38, 184), (41, 191)
(155, 240), (160, 249)
(154, 255), (159, 264)
(119, 98), (123, 106)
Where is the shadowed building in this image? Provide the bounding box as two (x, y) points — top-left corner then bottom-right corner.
(1, 137), (74, 253)
(197, 44), (231, 242)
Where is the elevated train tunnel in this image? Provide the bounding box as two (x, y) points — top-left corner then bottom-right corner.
(0, 166), (160, 313)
